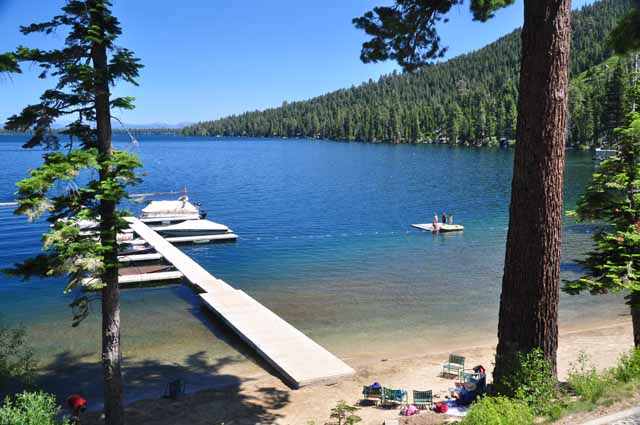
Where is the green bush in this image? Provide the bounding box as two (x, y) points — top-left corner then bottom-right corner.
(325, 401), (361, 425)
(568, 351), (611, 403)
(0, 325), (37, 391)
(461, 396), (534, 425)
(0, 391), (70, 425)
(495, 348), (557, 415)
(612, 347), (640, 384)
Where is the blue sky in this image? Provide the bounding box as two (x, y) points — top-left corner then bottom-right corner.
(0, 0), (594, 126)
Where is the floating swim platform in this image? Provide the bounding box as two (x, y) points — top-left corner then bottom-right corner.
(412, 223), (464, 232)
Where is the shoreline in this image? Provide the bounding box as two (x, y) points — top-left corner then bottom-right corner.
(79, 316), (634, 425)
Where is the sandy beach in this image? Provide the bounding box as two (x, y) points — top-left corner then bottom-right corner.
(81, 317), (634, 425)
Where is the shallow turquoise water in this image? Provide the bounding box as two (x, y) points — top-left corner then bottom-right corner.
(0, 135), (626, 402)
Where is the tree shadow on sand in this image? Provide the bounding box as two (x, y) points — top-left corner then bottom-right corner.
(36, 351), (289, 425)
(26, 283), (297, 424)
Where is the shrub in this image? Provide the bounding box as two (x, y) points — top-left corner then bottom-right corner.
(612, 347), (640, 384)
(546, 402), (563, 421)
(567, 351), (611, 403)
(326, 401), (361, 425)
(0, 391), (70, 425)
(0, 325), (37, 391)
(461, 396), (534, 425)
(495, 348), (557, 415)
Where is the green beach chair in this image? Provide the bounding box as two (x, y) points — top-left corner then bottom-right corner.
(412, 390), (433, 409)
(442, 354), (465, 379)
(461, 368), (481, 383)
(381, 387), (407, 407)
(361, 385), (382, 405)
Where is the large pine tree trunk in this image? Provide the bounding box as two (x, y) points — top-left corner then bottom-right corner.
(493, 0), (572, 386)
(633, 306), (640, 348)
(631, 292), (640, 348)
(91, 5), (124, 425)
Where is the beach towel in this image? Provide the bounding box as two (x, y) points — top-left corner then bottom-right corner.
(445, 400), (468, 417)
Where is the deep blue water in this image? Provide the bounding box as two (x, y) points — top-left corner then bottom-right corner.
(0, 135), (626, 402)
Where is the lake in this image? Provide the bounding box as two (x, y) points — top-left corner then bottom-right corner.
(0, 135), (625, 402)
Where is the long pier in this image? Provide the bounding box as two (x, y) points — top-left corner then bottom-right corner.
(125, 217), (355, 388)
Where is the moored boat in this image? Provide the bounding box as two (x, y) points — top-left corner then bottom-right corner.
(151, 219), (233, 237)
(140, 196), (206, 224)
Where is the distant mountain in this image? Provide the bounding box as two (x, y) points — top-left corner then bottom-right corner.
(183, 0), (633, 147)
(115, 122), (191, 130)
(51, 121), (191, 130)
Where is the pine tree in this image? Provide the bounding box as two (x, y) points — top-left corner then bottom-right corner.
(565, 110), (640, 346)
(605, 62), (629, 144)
(2, 2), (142, 424)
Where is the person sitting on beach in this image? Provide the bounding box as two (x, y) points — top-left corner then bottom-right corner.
(66, 394), (87, 424)
(450, 365), (487, 406)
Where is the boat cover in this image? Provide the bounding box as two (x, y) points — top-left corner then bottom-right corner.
(141, 200), (199, 218)
(155, 219), (230, 233)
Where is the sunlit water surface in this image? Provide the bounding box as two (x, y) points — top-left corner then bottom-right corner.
(0, 135), (625, 403)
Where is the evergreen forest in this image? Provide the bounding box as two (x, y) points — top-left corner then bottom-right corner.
(183, 0), (634, 148)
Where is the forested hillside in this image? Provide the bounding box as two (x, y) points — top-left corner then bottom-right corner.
(569, 54), (638, 147)
(183, 0), (633, 146)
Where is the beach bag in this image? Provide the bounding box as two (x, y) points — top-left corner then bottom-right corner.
(401, 405), (419, 416)
(434, 402), (448, 414)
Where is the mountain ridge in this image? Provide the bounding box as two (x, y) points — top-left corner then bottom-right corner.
(183, 0), (633, 147)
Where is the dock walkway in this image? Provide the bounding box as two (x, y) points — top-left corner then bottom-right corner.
(125, 217), (355, 388)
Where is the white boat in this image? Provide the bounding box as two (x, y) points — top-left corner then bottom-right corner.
(139, 196), (237, 242)
(594, 148), (619, 161)
(412, 223), (464, 232)
(140, 196), (205, 224)
(151, 219), (234, 237)
(55, 218), (134, 239)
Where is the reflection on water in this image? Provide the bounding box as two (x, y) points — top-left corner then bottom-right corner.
(0, 135), (626, 402)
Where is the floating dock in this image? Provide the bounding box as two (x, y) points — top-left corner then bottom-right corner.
(125, 217), (355, 388)
(412, 223), (464, 232)
(82, 270), (183, 287)
(165, 233), (238, 243)
(117, 253), (163, 263)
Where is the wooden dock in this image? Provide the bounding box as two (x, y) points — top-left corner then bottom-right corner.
(125, 217), (355, 388)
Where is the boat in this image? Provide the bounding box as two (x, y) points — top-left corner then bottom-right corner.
(82, 264), (183, 289)
(140, 196), (206, 224)
(139, 195), (237, 243)
(412, 223), (464, 232)
(151, 219), (233, 237)
(593, 148), (619, 161)
(118, 245), (156, 256)
(118, 264), (174, 276)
